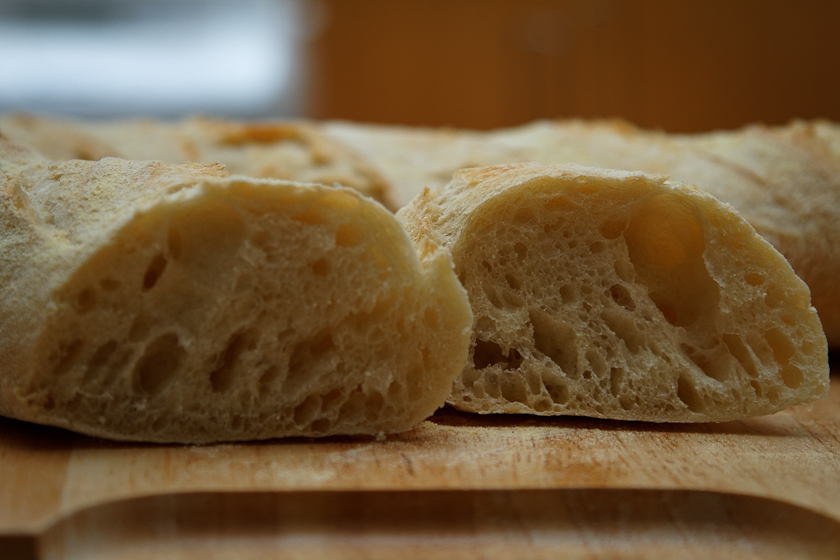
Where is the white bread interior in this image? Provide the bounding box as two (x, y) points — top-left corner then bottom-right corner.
(398, 163), (829, 422)
(0, 137), (471, 443)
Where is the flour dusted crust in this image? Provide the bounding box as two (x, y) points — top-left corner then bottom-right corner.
(0, 113), (398, 211)
(0, 136), (471, 443)
(327, 119), (840, 348)
(398, 163), (829, 422)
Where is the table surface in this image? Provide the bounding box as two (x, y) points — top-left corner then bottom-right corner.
(2, 363), (838, 559)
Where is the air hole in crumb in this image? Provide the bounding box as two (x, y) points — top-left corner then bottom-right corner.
(210, 331), (254, 393)
(84, 340), (117, 383)
(294, 395), (321, 426)
(51, 339), (84, 376)
(481, 260), (492, 272)
(77, 288), (96, 314)
(767, 387), (781, 405)
(764, 284), (785, 309)
(558, 284), (576, 304)
(530, 307), (578, 377)
(292, 206), (327, 225)
(534, 398), (553, 412)
(601, 310), (644, 354)
(500, 376), (529, 404)
(134, 333), (185, 396)
(608, 284), (636, 311)
(167, 227), (182, 259)
(723, 334), (759, 378)
(505, 273), (521, 290)
(473, 339), (522, 370)
(614, 260), (635, 283)
(624, 194), (719, 329)
(657, 302), (678, 326)
(335, 222), (364, 247)
(545, 379), (569, 404)
(589, 241), (605, 254)
(514, 242), (528, 262)
(502, 289), (525, 307)
(764, 328), (795, 366)
(599, 218), (626, 240)
(676, 376), (704, 413)
(481, 282), (504, 309)
(142, 253), (168, 290)
(310, 257), (330, 276)
(321, 389), (343, 411)
(387, 381), (402, 400)
(750, 379), (763, 397)
(744, 272), (764, 286)
(585, 348), (607, 377)
(285, 331), (335, 393)
(780, 364), (803, 389)
(681, 344), (726, 382)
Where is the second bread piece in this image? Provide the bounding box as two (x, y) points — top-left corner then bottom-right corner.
(398, 163), (829, 422)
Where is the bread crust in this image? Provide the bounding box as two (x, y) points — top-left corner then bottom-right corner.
(326, 119), (840, 348)
(398, 163), (829, 422)
(0, 113), (398, 211)
(0, 136), (471, 442)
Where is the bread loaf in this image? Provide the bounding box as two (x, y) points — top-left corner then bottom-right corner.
(0, 113), (398, 211)
(0, 136), (471, 443)
(326, 119), (840, 348)
(398, 163), (829, 422)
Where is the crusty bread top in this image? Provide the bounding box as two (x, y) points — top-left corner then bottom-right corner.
(327, 118), (840, 349)
(0, 113), (398, 211)
(398, 163), (829, 422)
(0, 135), (471, 442)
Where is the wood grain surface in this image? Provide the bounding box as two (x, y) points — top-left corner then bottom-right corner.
(2, 365), (838, 559)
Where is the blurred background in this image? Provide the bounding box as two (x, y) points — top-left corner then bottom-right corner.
(1, 0), (839, 132)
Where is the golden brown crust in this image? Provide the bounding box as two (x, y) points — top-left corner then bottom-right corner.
(0, 114), (399, 211)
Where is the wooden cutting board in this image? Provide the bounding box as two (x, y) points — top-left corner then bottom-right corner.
(2, 366), (839, 559)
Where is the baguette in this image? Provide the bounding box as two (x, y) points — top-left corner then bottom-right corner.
(398, 163), (829, 421)
(0, 136), (471, 442)
(0, 113), (398, 211)
(326, 119), (840, 348)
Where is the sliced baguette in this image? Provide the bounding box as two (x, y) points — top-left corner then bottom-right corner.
(0, 136), (471, 443)
(326, 119), (840, 348)
(398, 163), (829, 422)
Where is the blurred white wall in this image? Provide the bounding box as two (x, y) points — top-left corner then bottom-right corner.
(0, 0), (315, 118)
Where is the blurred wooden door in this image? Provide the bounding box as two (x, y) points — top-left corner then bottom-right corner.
(308, 0), (840, 132)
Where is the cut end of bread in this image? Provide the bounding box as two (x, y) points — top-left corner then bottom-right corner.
(401, 163), (829, 422)
(12, 173), (470, 443)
